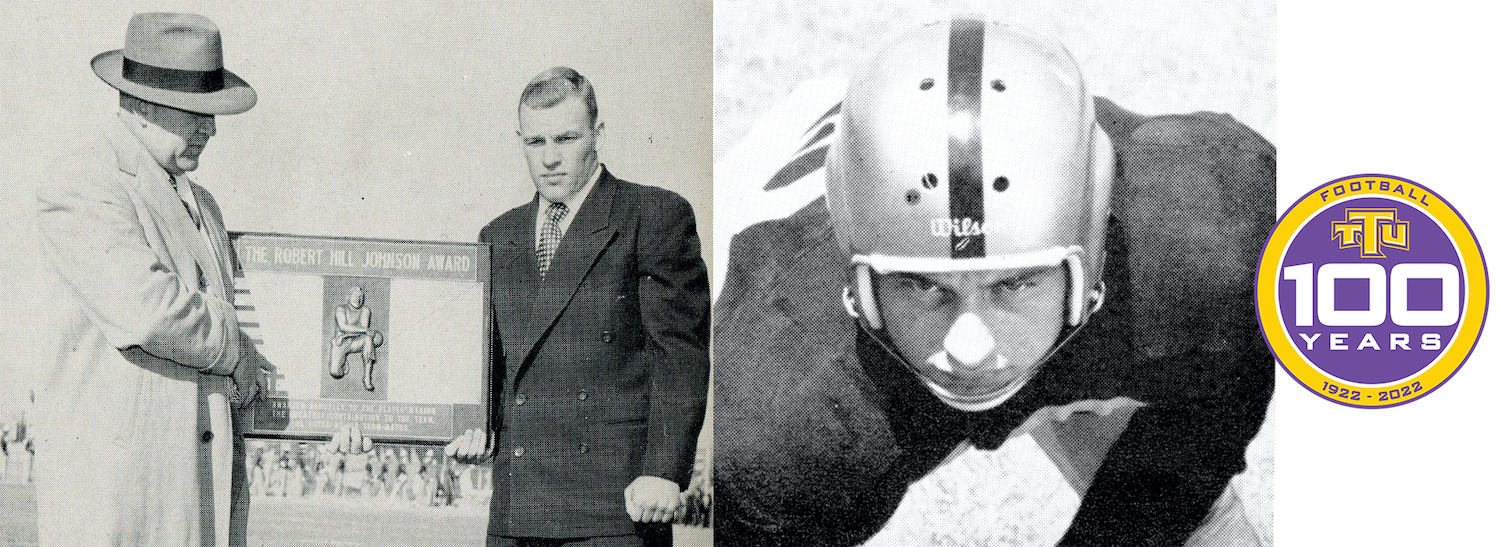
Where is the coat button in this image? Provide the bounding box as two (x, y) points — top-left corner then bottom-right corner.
(513, 447), (525, 457)
(577, 390), (588, 401)
(202, 431), (214, 442)
(601, 331), (615, 343)
(579, 444), (588, 454)
(515, 394), (526, 406)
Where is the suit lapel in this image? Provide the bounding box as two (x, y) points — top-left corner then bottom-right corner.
(489, 199), (540, 380)
(515, 173), (620, 378)
(496, 197), (540, 276)
(186, 182), (235, 300)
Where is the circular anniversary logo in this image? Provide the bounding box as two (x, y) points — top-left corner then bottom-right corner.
(1259, 174), (1488, 407)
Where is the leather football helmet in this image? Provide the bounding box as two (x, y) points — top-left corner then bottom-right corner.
(828, 17), (1114, 410)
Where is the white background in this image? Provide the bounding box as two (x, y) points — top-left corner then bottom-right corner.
(1279, 1), (1498, 544)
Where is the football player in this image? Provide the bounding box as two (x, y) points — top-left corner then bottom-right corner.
(714, 17), (1275, 546)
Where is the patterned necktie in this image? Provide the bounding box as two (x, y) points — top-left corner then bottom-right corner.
(169, 175), (200, 229)
(537, 202), (569, 277)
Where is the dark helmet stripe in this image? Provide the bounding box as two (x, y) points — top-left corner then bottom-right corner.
(948, 17), (986, 258)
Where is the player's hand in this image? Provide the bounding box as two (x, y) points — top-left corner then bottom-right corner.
(445, 428), (494, 464)
(624, 476), (681, 523)
(327, 423), (373, 454)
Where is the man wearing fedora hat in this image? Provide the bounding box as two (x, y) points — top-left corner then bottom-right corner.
(33, 12), (266, 547)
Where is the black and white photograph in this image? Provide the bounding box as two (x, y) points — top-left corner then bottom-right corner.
(712, 1), (1276, 545)
(0, 2), (712, 546)
(2, 1), (1499, 546)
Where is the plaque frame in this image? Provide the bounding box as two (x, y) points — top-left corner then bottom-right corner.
(230, 231), (492, 445)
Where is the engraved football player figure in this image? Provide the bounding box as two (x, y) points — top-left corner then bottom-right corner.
(329, 285), (384, 391)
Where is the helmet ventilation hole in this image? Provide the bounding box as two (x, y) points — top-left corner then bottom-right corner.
(991, 79), (1006, 92)
(992, 176), (1009, 192)
(905, 189), (921, 204)
(919, 78), (935, 90)
(921, 173), (939, 188)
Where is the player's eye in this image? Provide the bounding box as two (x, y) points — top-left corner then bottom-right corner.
(524, 137), (544, 147)
(994, 278), (1038, 293)
(891, 274), (948, 303)
(896, 276), (937, 292)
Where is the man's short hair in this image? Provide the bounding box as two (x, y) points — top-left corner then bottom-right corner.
(519, 66), (598, 124)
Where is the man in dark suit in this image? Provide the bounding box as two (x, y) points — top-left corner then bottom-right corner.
(449, 67), (710, 547)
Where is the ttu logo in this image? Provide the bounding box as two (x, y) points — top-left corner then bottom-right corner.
(1332, 209), (1409, 258)
(1258, 174), (1488, 407)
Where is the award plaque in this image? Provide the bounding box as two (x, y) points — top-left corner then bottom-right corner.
(231, 233), (490, 444)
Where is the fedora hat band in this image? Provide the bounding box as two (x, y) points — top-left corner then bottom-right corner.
(122, 56), (224, 94)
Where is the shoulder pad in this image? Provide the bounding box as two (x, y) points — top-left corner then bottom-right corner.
(1102, 99), (1276, 359)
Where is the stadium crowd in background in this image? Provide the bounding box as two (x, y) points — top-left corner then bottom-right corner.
(246, 441), (489, 507)
(240, 437), (711, 528)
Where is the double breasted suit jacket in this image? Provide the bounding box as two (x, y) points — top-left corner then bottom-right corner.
(479, 167), (710, 538)
(33, 114), (264, 547)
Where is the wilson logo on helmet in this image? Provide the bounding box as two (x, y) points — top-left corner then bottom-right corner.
(930, 217), (1003, 237)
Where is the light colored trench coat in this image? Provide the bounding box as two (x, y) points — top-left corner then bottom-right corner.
(33, 114), (261, 546)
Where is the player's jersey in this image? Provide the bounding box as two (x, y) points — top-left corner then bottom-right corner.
(713, 88), (1275, 547)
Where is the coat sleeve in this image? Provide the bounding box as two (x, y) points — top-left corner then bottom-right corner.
(632, 190), (711, 486)
(36, 160), (241, 376)
(1098, 96), (1276, 367)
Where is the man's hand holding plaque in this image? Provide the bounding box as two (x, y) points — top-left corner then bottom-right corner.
(445, 427), (495, 464)
(327, 423), (373, 454)
(229, 357), (264, 410)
